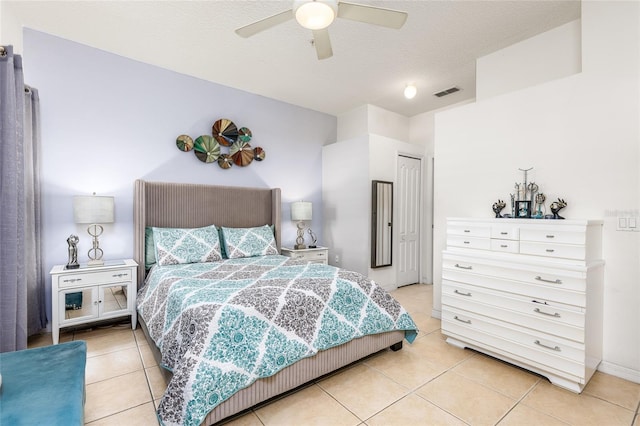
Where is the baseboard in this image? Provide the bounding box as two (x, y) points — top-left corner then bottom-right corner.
(598, 360), (640, 384)
(432, 308), (442, 319)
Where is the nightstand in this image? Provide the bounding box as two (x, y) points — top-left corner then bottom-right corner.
(50, 259), (137, 344)
(281, 246), (329, 265)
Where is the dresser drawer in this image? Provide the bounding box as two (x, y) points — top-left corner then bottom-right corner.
(57, 269), (133, 288)
(447, 223), (490, 239)
(442, 253), (588, 294)
(293, 251), (328, 262)
(520, 241), (586, 261)
(443, 269), (586, 307)
(490, 239), (519, 253)
(447, 235), (491, 250)
(520, 228), (586, 245)
(442, 281), (585, 342)
(442, 308), (586, 375)
(491, 225), (519, 240)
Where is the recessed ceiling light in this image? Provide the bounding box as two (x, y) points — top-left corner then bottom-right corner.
(404, 84), (417, 99)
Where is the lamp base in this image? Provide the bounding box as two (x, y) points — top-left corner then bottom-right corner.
(294, 244), (307, 250)
(87, 259), (104, 267)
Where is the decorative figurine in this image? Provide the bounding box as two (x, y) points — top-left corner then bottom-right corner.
(307, 228), (318, 248)
(550, 198), (567, 219)
(492, 199), (506, 218)
(66, 234), (80, 269)
(533, 193), (546, 218)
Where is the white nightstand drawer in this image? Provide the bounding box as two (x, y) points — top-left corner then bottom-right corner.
(58, 269), (133, 288)
(281, 247), (329, 265)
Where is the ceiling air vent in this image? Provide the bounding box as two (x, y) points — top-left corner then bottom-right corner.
(434, 87), (460, 98)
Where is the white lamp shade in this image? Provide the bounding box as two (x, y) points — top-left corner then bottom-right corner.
(291, 201), (312, 221)
(294, 1), (336, 30)
(73, 195), (115, 224)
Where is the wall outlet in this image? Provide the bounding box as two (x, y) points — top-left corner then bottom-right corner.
(334, 255), (340, 264)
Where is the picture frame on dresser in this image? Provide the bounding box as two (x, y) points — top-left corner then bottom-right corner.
(515, 200), (531, 218)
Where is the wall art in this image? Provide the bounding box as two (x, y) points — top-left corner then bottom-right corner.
(176, 118), (266, 170)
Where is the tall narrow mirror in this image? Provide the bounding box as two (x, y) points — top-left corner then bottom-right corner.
(371, 180), (393, 268)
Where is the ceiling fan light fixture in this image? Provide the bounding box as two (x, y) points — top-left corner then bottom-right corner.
(404, 84), (417, 99)
(294, 0), (337, 30)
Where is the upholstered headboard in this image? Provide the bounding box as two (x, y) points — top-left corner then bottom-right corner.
(133, 179), (282, 288)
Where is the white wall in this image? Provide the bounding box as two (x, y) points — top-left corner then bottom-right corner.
(324, 106), (426, 291)
(476, 19), (582, 100)
(337, 104), (411, 143)
(432, 2), (640, 382)
(1, 2), (23, 53)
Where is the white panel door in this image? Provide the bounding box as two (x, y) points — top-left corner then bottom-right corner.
(397, 155), (421, 285)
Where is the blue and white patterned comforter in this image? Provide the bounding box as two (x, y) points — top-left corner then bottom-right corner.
(137, 255), (418, 426)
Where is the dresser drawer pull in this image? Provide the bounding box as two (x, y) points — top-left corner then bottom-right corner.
(464, 230), (471, 233)
(534, 340), (561, 352)
(63, 278), (82, 283)
(463, 241), (470, 244)
(454, 316), (471, 324)
(454, 263), (473, 270)
(535, 276), (562, 284)
(546, 235), (555, 239)
(500, 231), (508, 235)
(454, 289), (472, 297)
(112, 273), (128, 278)
(534, 308), (561, 318)
(545, 249), (555, 253)
(500, 244), (508, 248)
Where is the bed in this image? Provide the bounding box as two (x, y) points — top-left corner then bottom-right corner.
(133, 180), (418, 426)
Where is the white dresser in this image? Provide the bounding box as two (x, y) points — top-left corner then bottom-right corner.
(442, 218), (604, 393)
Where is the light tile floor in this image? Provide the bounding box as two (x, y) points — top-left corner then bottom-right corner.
(28, 284), (640, 426)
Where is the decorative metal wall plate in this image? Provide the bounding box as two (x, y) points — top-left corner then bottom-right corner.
(218, 154), (233, 169)
(212, 119), (239, 147)
(253, 147), (266, 161)
(194, 135), (221, 163)
(230, 141), (254, 166)
(176, 134), (194, 152)
(238, 127), (252, 142)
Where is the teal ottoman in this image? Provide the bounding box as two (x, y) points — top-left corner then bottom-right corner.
(0, 341), (87, 425)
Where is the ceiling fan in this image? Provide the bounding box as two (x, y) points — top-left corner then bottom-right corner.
(235, 0), (408, 60)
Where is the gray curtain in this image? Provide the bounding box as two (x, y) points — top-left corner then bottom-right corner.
(0, 45), (45, 352)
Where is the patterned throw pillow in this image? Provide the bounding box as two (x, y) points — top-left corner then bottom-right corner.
(144, 227), (156, 269)
(152, 225), (223, 266)
(221, 225), (278, 259)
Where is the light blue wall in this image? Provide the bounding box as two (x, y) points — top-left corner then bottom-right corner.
(23, 29), (336, 325)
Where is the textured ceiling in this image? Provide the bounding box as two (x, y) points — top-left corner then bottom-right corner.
(5, 0), (581, 117)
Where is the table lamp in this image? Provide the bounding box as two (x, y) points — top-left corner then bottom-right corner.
(291, 201), (312, 250)
(73, 194), (114, 266)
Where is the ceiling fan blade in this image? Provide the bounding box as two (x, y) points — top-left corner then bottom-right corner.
(235, 9), (293, 38)
(312, 29), (333, 60)
(338, 2), (407, 29)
